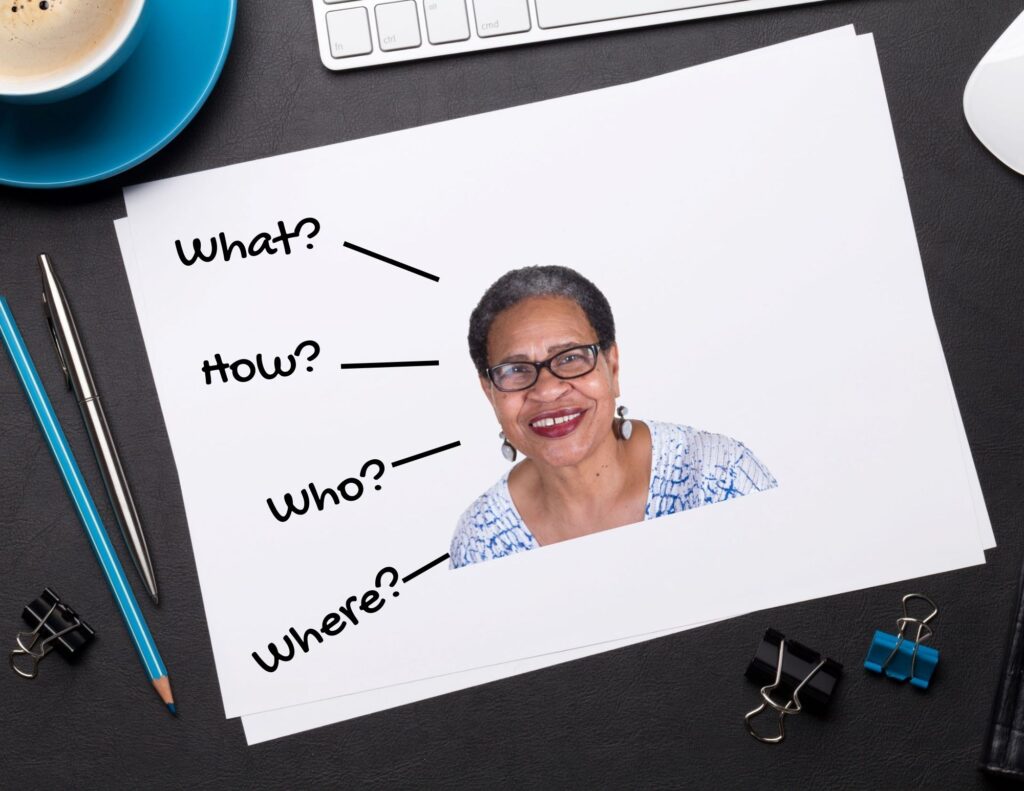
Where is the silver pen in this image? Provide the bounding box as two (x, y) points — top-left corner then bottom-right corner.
(39, 253), (160, 604)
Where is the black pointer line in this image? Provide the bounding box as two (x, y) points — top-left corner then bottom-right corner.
(391, 441), (461, 468)
(340, 360), (439, 370)
(402, 553), (450, 583)
(343, 241), (440, 283)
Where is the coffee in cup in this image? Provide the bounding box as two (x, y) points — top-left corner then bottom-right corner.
(0, 0), (148, 103)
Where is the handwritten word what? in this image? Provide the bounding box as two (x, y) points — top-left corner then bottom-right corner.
(175, 217), (321, 266)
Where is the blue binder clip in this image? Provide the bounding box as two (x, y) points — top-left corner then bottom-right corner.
(864, 593), (939, 689)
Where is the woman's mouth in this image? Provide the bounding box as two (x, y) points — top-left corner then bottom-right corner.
(528, 409), (586, 438)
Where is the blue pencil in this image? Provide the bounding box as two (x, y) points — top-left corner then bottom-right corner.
(0, 297), (175, 714)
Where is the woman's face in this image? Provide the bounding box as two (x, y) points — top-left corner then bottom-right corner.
(481, 295), (620, 468)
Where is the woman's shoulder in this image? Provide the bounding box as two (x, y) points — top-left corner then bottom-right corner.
(647, 420), (778, 491)
(455, 475), (516, 531)
(650, 420), (745, 457)
(449, 473), (537, 568)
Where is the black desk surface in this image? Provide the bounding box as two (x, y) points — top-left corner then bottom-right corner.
(2, 1), (1023, 787)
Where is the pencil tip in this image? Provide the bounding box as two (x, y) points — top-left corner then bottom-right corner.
(150, 592), (160, 605)
(153, 676), (175, 711)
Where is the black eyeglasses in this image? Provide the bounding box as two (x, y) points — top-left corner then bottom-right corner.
(486, 343), (603, 392)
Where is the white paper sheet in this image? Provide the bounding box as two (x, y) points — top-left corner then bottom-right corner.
(114, 31), (993, 745)
(119, 221), (989, 746)
(116, 34), (995, 743)
(118, 27), (990, 720)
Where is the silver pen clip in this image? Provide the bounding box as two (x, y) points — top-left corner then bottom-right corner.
(42, 289), (72, 391)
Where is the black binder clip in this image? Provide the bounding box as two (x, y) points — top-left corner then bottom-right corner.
(10, 589), (95, 679)
(744, 628), (843, 743)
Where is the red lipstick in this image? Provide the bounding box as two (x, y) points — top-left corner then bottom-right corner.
(528, 407), (587, 439)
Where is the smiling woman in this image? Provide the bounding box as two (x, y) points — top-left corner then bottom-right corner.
(449, 265), (779, 569)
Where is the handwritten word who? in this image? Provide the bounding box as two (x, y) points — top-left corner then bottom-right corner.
(175, 217), (321, 266)
(203, 340), (320, 385)
(267, 459), (386, 523)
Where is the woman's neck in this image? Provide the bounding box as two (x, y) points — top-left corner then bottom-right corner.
(510, 420), (652, 545)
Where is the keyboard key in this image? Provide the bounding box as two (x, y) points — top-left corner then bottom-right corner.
(535, 0), (714, 29)
(326, 8), (373, 57)
(375, 1), (422, 51)
(472, 0), (531, 38)
(424, 0), (470, 44)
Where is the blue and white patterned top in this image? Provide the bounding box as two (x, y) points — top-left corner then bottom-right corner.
(449, 421), (777, 568)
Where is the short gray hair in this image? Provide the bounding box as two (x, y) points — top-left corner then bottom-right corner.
(468, 265), (616, 376)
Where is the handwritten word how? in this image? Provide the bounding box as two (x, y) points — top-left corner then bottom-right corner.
(203, 340), (320, 385)
(175, 217), (321, 266)
(250, 555), (449, 673)
(267, 459), (386, 523)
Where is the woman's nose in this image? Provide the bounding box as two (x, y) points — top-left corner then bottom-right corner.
(529, 366), (571, 399)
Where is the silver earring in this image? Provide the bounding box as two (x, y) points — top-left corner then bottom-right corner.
(616, 405), (633, 441)
(499, 431), (517, 462)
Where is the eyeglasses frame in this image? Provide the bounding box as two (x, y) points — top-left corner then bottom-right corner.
(485, 341), (609, 393)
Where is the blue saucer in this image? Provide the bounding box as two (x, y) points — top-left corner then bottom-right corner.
(0, 0), (236, 189)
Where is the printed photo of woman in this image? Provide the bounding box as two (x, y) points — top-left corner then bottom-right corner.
(450, 265), (778, 569)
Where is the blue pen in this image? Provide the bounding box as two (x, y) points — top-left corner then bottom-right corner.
(0, 297), (175, 714)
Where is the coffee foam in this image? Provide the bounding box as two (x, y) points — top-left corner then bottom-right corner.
(0, 0), (132, 84)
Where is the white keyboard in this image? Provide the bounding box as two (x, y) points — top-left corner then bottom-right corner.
(314, 0), (828, 70)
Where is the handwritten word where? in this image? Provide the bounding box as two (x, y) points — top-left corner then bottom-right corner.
(251, 565), (398, 673)
(250, 555), (449, 673)
(175, 217), (321, 266)
(203, 340), (320, 385)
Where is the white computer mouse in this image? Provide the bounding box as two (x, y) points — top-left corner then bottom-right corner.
(964, 10), (1024, 175)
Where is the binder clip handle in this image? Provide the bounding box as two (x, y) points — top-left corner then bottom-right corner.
(10, 636), (48, 679)
(745, 637), (826, 744)
(899, 593), (938, 630)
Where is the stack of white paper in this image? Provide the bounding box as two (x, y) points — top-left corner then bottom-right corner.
(114, 26), (993, 745)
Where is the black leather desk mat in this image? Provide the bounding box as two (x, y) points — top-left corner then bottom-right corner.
(1, 1), (1023, 787)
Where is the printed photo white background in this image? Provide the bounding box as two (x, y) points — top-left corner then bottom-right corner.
(121, 30), (988, 719)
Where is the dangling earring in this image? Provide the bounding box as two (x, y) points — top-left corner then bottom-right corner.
(499, 431), (517, 462)
(616, 405), (633, 441)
